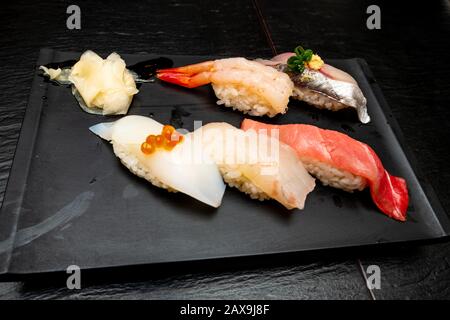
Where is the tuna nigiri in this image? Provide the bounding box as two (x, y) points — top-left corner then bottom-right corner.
(90, 115), (226, 207)
(241, 119), (409, 221)
(157, 58), (294, 117)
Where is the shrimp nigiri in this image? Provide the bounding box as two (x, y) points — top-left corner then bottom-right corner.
(89, 115), (226, 208)
(256, 46), (370, 123)
(198, 122), (315, 210)
(157, 58), (294, 117)
(241, 119), (408, 221)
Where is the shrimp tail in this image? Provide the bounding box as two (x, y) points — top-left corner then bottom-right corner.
(157, 71), (212, 88)
(157, 61), (214, 88)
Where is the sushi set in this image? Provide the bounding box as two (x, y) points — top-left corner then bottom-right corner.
(0, 47), (448, 275)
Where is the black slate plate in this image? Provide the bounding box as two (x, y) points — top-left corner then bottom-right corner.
(0, 48), (449, 275)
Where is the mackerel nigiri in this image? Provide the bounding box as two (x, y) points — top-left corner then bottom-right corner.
(256, 46), (370, 123)
(241, 119), (409, 221)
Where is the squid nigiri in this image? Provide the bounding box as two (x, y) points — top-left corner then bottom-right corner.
(198, 122), (315, 210)
(241, 119), (408, 221)
(256, 46), (370, 123)
(157, 58), (294, 117)
(89, 115), (226, 208)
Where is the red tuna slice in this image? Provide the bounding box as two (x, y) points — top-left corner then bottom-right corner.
(241, 118), (409, 221)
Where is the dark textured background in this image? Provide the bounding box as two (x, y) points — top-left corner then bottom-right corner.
(0, 0), (449, 299)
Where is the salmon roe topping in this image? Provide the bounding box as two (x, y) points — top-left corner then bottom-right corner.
(146, 135), (156, 144)
(162, 125), (175, 140)
(140, 125), (184, 155)
(140, 142), (155, 154)
(155, 135), (164, 147)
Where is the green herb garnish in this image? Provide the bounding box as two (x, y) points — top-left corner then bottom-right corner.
(287, 45), (314, 74)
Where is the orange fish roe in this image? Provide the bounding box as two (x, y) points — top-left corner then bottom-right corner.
(162, 125), (174, 141)
(155, 135), (164, 147)
(146, 134), (156, 144)
(141, 125), (184, 155)
(141, 142), (155, 154)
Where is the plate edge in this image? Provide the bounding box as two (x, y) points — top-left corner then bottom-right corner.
(355, 57), (450, 236)
(0, 48), (55, 274)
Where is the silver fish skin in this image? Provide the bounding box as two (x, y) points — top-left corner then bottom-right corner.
(275, 64), (370, 123)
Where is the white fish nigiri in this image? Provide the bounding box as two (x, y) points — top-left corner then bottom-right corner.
(89, 115), (225, 208)
(198, 122), (316, 210)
